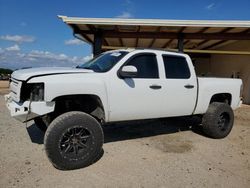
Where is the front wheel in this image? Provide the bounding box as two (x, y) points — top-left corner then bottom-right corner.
(202, 102), (234, 139)
(44, 111), (104, 170)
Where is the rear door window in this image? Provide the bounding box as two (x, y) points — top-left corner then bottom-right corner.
(162, 55), (190, 79)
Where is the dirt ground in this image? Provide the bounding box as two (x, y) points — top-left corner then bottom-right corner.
(0, 89), (249, 188)
(0, 81), (9, 95)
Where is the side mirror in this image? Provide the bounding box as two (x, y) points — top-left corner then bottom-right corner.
(119, 65), (137, 78)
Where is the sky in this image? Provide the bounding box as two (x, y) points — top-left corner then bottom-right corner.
(0, 0), (250, 70)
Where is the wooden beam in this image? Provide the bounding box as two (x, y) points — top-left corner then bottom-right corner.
(198, 27), (210, 33)
(203, 40), (228, 50)
(184, 40), (189, 45)
(101, 45), (250, 55)
(243, 28), (250, 33)
(74, 29), (250, 40)
(184, 27), (210, 47)
(184, 49), (250, 55)
(219, 27), (234, 33)
(71, 24), (93, 43)
(101, 31), (250, 40)
(135, 38), (139, 47)
(149, 26), (162, 48)
(119, 38), (124, 46)
(135, 26), (140, 47)
(85, 24), (108, 46)
(179, 27), (186, 33)
(196, 28), (234, 49)
(115, 26), (124, 47)
(79, 33), (93, 44)
(204, 28), (250, 50)
(189, 53), (211, 58)
(85, 24), (96, 31)
(161, 39), (174, 48)
(162, 27), (185, 49)
(135, 37), (139, 47)
(195, 40), (210, 49)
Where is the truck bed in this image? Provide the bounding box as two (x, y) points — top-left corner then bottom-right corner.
(193, 77), (242, 114)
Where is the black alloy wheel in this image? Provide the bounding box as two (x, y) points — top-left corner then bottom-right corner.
(44, 111), (104, 170)
(59, 126), (92, 160)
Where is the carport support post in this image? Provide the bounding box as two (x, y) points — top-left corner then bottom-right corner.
(93, 31), (103, 57)
(178, 34), (184, 53)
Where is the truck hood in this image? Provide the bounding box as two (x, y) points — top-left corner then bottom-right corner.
(11, 67), (94, 81)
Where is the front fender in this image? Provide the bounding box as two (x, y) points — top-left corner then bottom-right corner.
(28, 74), (109, 121)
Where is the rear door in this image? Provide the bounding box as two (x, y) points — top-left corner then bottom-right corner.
(159, 54), (197, 116)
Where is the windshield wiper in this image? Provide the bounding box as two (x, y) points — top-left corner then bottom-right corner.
(76, 66), (92, 70)
(82, 67), (93, 70)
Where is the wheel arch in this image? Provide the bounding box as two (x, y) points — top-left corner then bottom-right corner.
(51, 94), (106, 123)
(194, 92), (233, 115)
(209, 93), (232, 105)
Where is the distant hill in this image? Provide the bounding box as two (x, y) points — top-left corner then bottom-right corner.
(0, 68), (13, 75)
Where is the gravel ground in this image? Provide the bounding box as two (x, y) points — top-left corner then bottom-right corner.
(0, 81), (9, 95)
(0, 81), (9, 88)
(0, 93), (249, 188)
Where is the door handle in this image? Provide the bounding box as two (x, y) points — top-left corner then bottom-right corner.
(149, 85), (162, 89)
(184, 84), (194, 89)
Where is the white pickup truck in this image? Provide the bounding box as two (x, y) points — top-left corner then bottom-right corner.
(5, 49), (242, 170)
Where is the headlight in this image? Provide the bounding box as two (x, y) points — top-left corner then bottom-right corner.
(30, 83), (44, 101)
(21, 83), (44, 102)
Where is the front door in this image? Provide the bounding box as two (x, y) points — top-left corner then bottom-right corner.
(107, 53), (164, 122)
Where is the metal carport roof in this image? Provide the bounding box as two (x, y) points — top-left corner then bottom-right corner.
(59, 16), (250, 55)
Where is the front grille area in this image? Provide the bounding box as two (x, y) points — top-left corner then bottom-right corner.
(10, 78), (22, 102)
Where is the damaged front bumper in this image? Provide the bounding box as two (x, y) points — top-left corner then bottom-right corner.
(4, 94), (55, 122)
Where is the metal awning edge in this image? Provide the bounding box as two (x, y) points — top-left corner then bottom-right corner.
(58, 15), (250, 28)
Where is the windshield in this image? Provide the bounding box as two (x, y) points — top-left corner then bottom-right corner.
(77, 51), (128, 72)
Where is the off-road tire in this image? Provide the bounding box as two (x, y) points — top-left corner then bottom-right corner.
(34, 117), (47, 132)
(202, 102), (234, 139)
(44, 111), (104, 170)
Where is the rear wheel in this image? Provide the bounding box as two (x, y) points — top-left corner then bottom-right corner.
(202, 102), (234, 139)
(44, 111), (104, 170)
